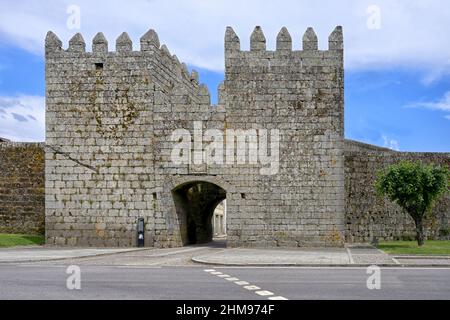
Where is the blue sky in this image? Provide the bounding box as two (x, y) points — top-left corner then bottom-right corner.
(0, 0), (449, 151)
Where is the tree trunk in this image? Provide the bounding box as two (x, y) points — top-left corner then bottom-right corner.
(414, 218), (425, 246)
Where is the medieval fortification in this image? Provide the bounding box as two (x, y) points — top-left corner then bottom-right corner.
(0, 26), (448, 247)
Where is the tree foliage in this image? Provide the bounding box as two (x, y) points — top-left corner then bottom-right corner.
(376, 161), (449, 246)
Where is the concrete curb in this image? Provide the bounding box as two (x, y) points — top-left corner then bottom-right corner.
(191, 257), (450, 268)
(0, 247), (153, 264)
(393, 255), (450, 260)
(191, 257), (394, 267)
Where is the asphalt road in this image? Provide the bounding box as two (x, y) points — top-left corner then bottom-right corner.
(0, 264), (449, 300)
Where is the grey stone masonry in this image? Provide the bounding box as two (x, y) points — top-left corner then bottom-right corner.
(46, 28), (219, 247)
(223, 26), (345, 247)
(45, 26), (345, 248)
(44, 26), (448, 248)
(0, 142), (44, 234)
(344, 140), (450, 242)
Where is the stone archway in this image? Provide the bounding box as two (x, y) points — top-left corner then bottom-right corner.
(171, 181), (226, 245)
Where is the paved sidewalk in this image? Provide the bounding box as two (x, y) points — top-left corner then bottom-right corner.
(192, 245), (398, 266)
(0, 246), (148, 263)
(347, 246), (396, 265)
(2, 243), (449, 267)
(393, 255), (450, 266)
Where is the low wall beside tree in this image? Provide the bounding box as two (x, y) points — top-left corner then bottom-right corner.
(344, 139), (450, 243)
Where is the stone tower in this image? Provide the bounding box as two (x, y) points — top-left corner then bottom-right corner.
(45, 26), (345, 247)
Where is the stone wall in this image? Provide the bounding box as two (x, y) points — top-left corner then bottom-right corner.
(45, 26), (346, 248)
(0, 142), (45, 234)
(45, 29), (217, 247)
(344, 139), (450, 242)
(223, 26), (345, 247)
(44, 26), (448, 248)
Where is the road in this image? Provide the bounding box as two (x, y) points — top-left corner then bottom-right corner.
(0, 244), (449, 300)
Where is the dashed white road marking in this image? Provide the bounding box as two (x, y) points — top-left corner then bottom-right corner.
(269, 296), (289, 300)
(244, 285), (261, 290)
(255, 290), (274, 296)
(203, 269), (288, 300)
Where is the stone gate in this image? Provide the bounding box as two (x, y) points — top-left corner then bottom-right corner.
(43, 26), (449, 248)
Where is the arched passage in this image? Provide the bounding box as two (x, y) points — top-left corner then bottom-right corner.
(171, 181), (226, 245)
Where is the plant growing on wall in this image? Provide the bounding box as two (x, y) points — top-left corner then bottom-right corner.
(376, 161), (449, 246)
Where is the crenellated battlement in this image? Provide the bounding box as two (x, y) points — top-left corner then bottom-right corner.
(224, 26), (343, 70)
(46, 29), (164, 54)
(45, 26), (343, 109)
(223, 25), (345, 142)
(45, 29), (210, 104)
(225, 25), (343, 52)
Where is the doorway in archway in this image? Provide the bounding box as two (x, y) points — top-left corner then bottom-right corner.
(211, 200), (226, 238)
(171, 181), (226, 246)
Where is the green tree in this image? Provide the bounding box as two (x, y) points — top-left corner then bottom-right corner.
(376, 161), (449, 246)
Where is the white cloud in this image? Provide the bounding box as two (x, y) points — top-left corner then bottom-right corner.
(382, 135), (400, 151)
(0, 95), (45, 141)
(421, 60), (450, 86)
(407, 91), (450, 112)
(405, 91), (450, 121)
(0, 0), (450, 75)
